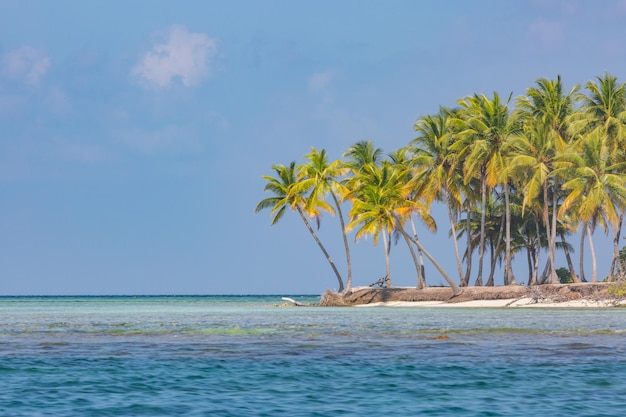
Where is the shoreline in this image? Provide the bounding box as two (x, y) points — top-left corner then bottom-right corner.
(319, 283), (626, 308)
(354, 297), (626, 308)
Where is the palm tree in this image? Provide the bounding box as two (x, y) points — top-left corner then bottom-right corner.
(388, 147), (428, 288)
(256, 162), (345, 291)
(576, 73), (626, 277)
(576, 72), (626, 156)
(300, 148), (353, 290)
(347, 160), (463, 295)
(343, 139), (385, 209)
(411, 109), (466, 284)
(343, 140), (384, 172)
(557, 131), (626, 282)
(346, 163), (412, 286)
(449, 92), (518, 286)
(514, 76), (579, 284)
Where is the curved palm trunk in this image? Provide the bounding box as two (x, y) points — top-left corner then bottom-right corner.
(579, 221), (587, 282)
(615, 212), (626, 279)
(296, 206), (344, 291)
(330, 191), (352, 291)
(548, 182), (559, 284)
(486, 215), (505, 286)
(400, 227), (463, 296)
(446, 192), (464, 283)
(382, 229), (393, 287)
(475, 173), (487, 286)
(610, 213), (624, 279)
(463, 201), (472, 286)
(410, 218), (426, 281)
(543, 183), (557, 284)
(503, 182), (517, 285)
(560, 232), (579, 283)
(587, 222), (597, 283)
(402, 232), (426, 289)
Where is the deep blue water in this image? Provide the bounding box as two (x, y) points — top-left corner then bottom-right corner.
(1, 295), (626, 416)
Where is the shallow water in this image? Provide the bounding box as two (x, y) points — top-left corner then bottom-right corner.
(1, 296), (626, 416)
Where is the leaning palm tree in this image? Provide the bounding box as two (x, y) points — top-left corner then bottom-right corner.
(300, 148), (353, 290)
(256, 162), (345, 291)
(348, 161), (463, 295)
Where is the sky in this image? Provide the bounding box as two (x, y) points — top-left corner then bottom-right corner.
(2, 0), (626, 295)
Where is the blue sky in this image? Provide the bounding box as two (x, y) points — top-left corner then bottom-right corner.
(2, 1), (626, 295)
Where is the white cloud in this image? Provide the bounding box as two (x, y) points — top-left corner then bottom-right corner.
(134, 25), (217, 88)
(2, 46), (50, 86)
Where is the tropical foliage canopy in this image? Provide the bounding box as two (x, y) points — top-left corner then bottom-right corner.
(257, 73), (626, 292)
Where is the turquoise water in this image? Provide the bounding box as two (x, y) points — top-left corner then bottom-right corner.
(1, 296), (626, 416)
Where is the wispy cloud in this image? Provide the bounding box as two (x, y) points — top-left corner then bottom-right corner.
(133, 25), (217, 88)
(2, 46), (50, 86)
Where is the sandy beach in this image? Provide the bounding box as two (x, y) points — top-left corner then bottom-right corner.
(354, 297), (626, 308)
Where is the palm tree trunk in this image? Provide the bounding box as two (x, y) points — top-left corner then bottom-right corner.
(504, 182), (517, 285)
(487, 236), (496, 286)
(410, 218), (426, 281)
(587, 222), (597, 283)
(330, 191), (352, 291)
(615, 212), (626, 279)
(382, 229), (392, 287)
(402, 231), (426, 289)
(560, 232), (579, 283)
(548, 182), (559, 284)
(539, 258), (551, 284)
(296, 206), (344, 291)
(579, 221), (587, 282)
(543, 183), (557, 284)
(526, 242), (533, 284)
(475, 173), (487, 286)
(446, 192), (464, 283)
(463, 200), (473, 286)
(486, 215), (504, 286)
(400, 227), (463, 296)
(530, 217), (541, 286)
(610, 213), (624, 279)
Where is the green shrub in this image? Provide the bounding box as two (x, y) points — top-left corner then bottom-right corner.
(556, 267), (573, 284)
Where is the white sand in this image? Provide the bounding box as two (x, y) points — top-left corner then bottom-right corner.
(354, 298), (624, 308)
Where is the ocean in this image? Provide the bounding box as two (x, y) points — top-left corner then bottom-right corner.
(1, 295), (625, 416)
